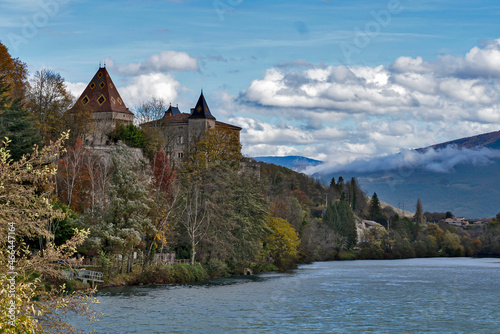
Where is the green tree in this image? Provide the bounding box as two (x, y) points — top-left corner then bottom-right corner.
(368, 192), (383, 221)
(0, 76), (40, 161)
(414, 198), (424, 225)
(441, 230), (464, 257)
(78, 143), (154, 273)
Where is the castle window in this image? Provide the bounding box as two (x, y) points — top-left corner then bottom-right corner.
(178, 136), (184, 144)
(81, 96), (89, 105)
(177, 152), (184, 159)
(97, 94), (106, 105)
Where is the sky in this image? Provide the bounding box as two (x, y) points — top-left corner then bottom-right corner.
(2, 0), (500, 168)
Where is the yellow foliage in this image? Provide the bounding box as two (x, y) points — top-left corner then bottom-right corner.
(265, 217), (300, 268)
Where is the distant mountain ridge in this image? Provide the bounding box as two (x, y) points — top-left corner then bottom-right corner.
(252, 155), (323, 172)
(418, 130), (500, 151)
(316, 130), (500, 218)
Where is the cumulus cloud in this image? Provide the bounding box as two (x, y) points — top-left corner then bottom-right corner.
(65, 81), (88, 99)
(234, 39), (500, 164)
(241, 39), (500, 122)
(105, 51), (199, 76)
(119, 73), (181, 107)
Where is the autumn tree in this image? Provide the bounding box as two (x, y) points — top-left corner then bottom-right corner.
(0, 41), (28, 100)
(145, 150), (178, 264)
(26, 69), (73, 141)
(185, 124), (242, 173)
(0, 133), (99, 333)
(63, 102), (95, 146)
(264, 217), (300, 269)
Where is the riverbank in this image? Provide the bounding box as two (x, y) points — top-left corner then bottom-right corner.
(65, 261), (280, 291)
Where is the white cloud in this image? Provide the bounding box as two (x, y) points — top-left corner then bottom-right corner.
(119, 73), (181, 107)
(310, 146), (500, 175)
(235, 39), (500, 167)
(105, 51), (198, 76)
(65, 81), (87, 99)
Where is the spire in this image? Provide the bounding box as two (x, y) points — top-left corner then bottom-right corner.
(189, 90), (215, 119)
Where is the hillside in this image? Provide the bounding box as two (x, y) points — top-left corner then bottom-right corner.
(253, 156), (323, 172)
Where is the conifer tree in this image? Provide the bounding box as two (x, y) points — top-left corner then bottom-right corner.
(0, 76), (40, 161)
(414, 198), (424, 225)
(369, 192), (383, 221)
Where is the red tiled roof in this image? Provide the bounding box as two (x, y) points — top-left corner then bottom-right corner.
(73, 67), (133, 115)
(216, 121), (242, 131)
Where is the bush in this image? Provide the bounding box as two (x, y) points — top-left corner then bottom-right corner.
(134, 264), (208, 284)
(204, 259), (231, 279)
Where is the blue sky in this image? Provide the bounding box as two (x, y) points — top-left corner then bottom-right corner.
(2, 0), (500, 167)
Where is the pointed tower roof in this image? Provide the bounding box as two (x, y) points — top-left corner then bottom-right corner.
(189, 91), (215, 120)
(74, 66), (133, 115)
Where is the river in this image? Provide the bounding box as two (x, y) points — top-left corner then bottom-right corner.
(69, 258), (500, 333)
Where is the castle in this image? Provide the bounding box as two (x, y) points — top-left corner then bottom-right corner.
(72, 65), (241, 163)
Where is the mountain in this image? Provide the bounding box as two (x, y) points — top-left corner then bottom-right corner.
(315, 131), (500, 218)
(252, 155), (323, 172)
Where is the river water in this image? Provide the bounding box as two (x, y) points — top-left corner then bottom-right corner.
(70, 258), (500, 333)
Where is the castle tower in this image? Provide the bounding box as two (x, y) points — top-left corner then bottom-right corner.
(73, 65), (134, 145)
(188, 91), (216, 143)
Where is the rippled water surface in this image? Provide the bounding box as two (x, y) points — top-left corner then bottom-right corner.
(70, 258), (500, 333)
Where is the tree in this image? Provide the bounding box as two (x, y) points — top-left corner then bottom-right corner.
(0, 41), (28, 100)
(63, 102), (95, 146)
(0, 76), (41, 161)
(57, 136), (91, 211)
(368, 192), (383, 221)
(0, 133), (99, 333)
(324, 201), (357, 249)
(77, 143), (154, 273)
(135, 97), (169, 127)
(414, 199), (424, 225)
(146, 150), (179, 264)
(185, 124), (242, 173)
(26, 69), (73, 141)
(265, 217), (300, 269)
(350, 177), (358, 211)
(441, 230), (464, 257)
(329, 176), (336, 189)
(180, 182), (210, 265)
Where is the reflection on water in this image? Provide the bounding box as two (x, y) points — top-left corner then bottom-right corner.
(69, 258), (500, 334)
